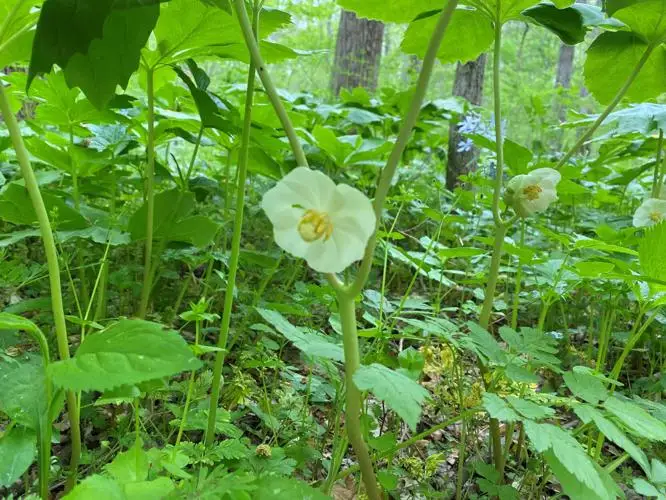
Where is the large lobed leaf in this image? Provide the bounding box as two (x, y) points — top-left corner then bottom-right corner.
(49, 320), (202, 392)
(336, 0), (443, 23)
(353, 363), (430, 431)
(639, 221), (666, 284)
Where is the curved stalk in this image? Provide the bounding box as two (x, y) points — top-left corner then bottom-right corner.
(477, 8), (510, 478)
(205, 2), (259, 447)
(138, 67), (156, 318)
(349, 0), (460, 298)
(556, 43), (657, 170)
(233, 0), (307, 167)
(0, 84), (82, 492)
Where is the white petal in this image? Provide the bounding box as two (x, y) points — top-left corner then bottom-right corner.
(532, 168), (561, 186)
(274, 224), (309, 259)
(280, 167), (336, 211)
(305, 237), (346, 273)
(525, 188), (557, 213)
(506, 174), (527, 193)
(633, 198), (666, 227)
(329, 184), (377, 241)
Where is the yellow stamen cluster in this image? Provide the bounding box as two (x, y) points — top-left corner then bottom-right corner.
(649, 211), (663, 223)
(298, 209), (333, 242)
(523, 184), (543, 201)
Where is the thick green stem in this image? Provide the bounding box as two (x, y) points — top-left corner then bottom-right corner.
(556, 43), (657, 170)
(183, 125), (204, 187)
(511, 222), (525, 329)
(337, 293), (381, 500)
(479, 225), (507, 329)
(138, 67), (156, 318)
(205, 5), (258, 446)
(349, 0), (460, 297)
(0, 84), (82, 491)
(653, 130), (663, 198)
(232, 0), (308, 167)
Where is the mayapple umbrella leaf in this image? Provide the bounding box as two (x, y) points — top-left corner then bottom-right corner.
(261, 167), (376, 274)
(633, 198), (666, 228)
(505, 167), (561, 218)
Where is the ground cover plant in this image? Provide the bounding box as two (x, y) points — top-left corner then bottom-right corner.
(0, 0), (665, 498)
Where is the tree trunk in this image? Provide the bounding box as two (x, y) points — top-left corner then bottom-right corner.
(331, 10), (385, 95)
(555, 44), (575, 89)
(446, 53), (488, 191)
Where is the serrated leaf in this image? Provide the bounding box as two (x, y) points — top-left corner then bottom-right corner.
(575, 404), (650, 475)
(0, 356), (49, 429)
(613, 0), (666, 43)
(401, 8), (494, 65)
(524, 421), (608, 495)
(255, 308), (344, 361)
(563, 367), (609, 404)
(506, 396), (554, 420)
(0, 427), (36, 488)
(214, 439), (249, 460)
(639, 222), (666, 283)
(523, 4), (608, 45)
(604, 396), (666, 441)
(463, 322), (506, 364)
(353, 364), (429, 431)
(48, 320), (202, 392)
(482, 393), (520, 422)
(544, 449), (620, 500)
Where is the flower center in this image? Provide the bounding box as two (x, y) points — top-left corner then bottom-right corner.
(523, 184), (543, 201)
(298, 209), (333, 242)
(649, 211), (663, 223)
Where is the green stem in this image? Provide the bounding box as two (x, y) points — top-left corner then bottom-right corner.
(138, 67), (156, 318)
(609, 309), (654, 382)
(0, 83), (82, 492)
(205, 4), (258, 447)
(349, 0), (460, 297)
(555, 43), (657, 170)
(183, 125), (204, 188)
(477, 9), (510, 479)
(232, 0), (308, 167)
(652, 130), (663, 198)
(511, 222), (525, 329)
(337, 292), (381, 500)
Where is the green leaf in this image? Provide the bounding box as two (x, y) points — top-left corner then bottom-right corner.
(523, 4), (612, 45)
(506, 396), (554, 420)
(639, 222), (666, 283)
(575, 404), (650, 475)
(63, 3), (160, 108)
(524, 421), (609, 495)
(584, 31), (666, 105)
(503, 139), (533, 173)
(146, 2), (293, 66)
(48, 320), (202, 392)
(604, 396), (666, 442)
(64, 475), (125, 500)
(482, 393), (521, 422)
(255, 308), (344, 362)
(255, 476), (331, 500)
(613, 0), (666, 43)
(173, 63), (237, 133)
(398, 347), (425, 379)
(337, 0), (444, 22)
(0, 356), (50, 429)
(0, 0), (39, 68)
(105, 440), (148, 483)
(563, 367), (609, 404)
(463, 322), (506, 364)
(543, 449), (621, 500)
(28, 0), (161, 107)
(128, 189), (220, 247)
(466, 0), (543, 23)
(353, 363), (430, 431)
(0, 183), (89, 230)
(123, 477), (175, 499)
(401, 8), (494, 65)
(0, 427), (36, 488)
(0, 312), (40, 334)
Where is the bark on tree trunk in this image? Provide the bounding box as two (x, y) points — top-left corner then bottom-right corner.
(446, 53), (487, 191)
(331, 10), (385, 96)
(555, 44), (575, 89)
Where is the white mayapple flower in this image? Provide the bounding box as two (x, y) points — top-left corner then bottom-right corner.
(633, 198), (666, 228)
(261, 167), (377, 273)
(505, 167), (561, 217)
